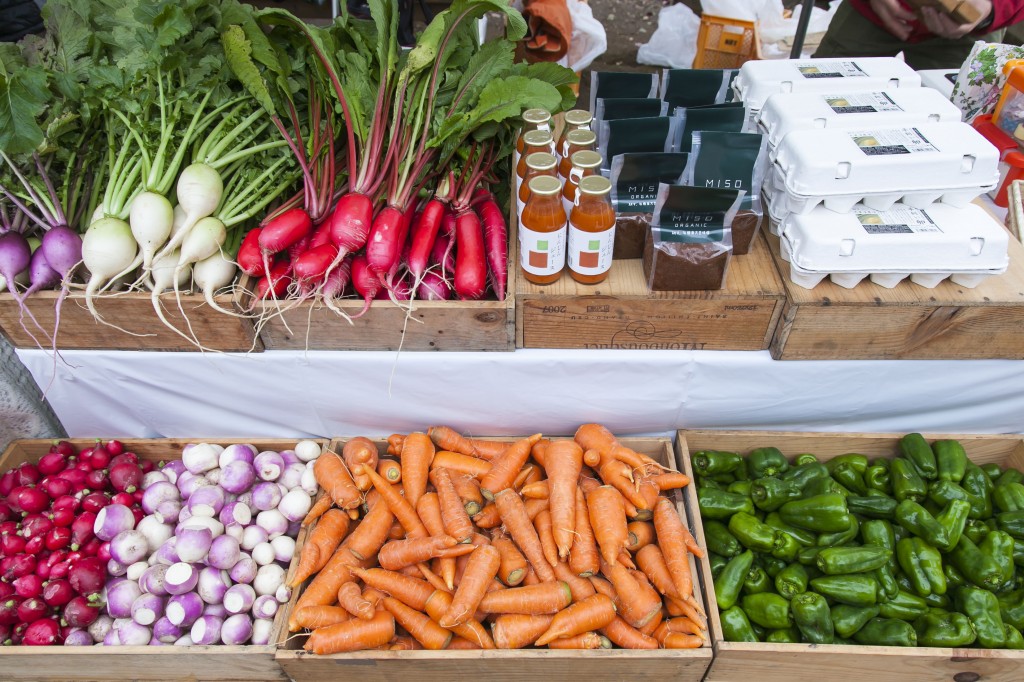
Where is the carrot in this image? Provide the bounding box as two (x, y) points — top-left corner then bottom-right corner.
(386, 434), (405, 456)
(522, 566), (540, 585)
(544, 440), (584, 560)
(653, 472), (691, 491)
(415, 493), (456, 589)
(601, 559), (662, 629)
(424, 589), (496, 649)
(290, 605), (351, 630)
(343, 437), (379, 492)
(666, 595), (707, 627)
(473, 504), (501, 529)
(524, 497), (549, 521)
(427, 426), (479, 456)
(431, 468), (474, 543)
(520, 480), (549, 499)
(346, 495), (395, 561)
(337, 580), (375, 620)
(494, 489), (555, 582)
(389, 635), (422, 650)
(635, 544), (680, 599)
(304, 610), (395, 654)
(290, 508), (351, 587)
(379, 535), (472, 570)
(579, 474), (601, 495)
(569, 487), (600, 578)
(535, 593), (617, 646)
(492, 532), (528, 586)
(599, 460), (648, 511)
(653, 497), (694, 598)
(431, 451), (491, 478)
(655, 617), (706, 640)
(583, 449), (601, 468)
(574, 424), (664, 472)
(302, 494), (333, 527)
(546, 632), (609, 649)
(664, 632), (704, 649)
(534, 509), (560, 569)
(601, 616), (659, 650)
(513, 465), (537, 492)
(636, 479), (661, 515)
(464, 438), (508, 461)
(553, 560), (597, 602)
(587, 486), (629, 566)
(440, 545), (501, 627)
(377, 458), (402, 483)
(361, 463), (428, 538)
(314, 451), (362, 510)
(626, 521), (655, 552)
(478, 581), (573, 615)
(397, 432), (434, 509)
(417, 563), (452, 594)
(381, 596), (452, 650)
(491, 614), (554, 649)
(292, 543), (364, 626)
(352, 567), (435, 611)
(479, 434), (543, 500)
(640, 609), (664, 637)
(451, 473), (484, 516)
(361, 587), (386, 610)
(446, 636), (481, 650)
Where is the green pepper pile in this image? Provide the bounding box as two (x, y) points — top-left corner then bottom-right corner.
(696, 435), (1024, 648)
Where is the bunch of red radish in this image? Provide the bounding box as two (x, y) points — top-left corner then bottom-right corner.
(0, 440), (148, 645)
(236, 189), (507, 317)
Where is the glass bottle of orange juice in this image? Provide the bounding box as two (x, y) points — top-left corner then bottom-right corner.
(562, 150), (603, 216)
(558, 129), (597, 180)
(568, 176), (615, 285)
(520, 176), (567, 286)
(517, 152), (557, 218)
(557, 109), (593, 158)
(516, 130), (554, 195)
(516, 109), (552, 168)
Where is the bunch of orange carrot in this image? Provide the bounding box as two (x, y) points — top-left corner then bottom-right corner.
(286, 424), (707, 653)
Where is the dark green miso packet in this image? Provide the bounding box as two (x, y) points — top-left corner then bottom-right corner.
(595, 98), (668, 122)
(589, 71), (659, 113)
(609, 153), (689, 212)
(660, 68), (737, 110)
(598, 116), (682, 171)
(674, 103), (748, 153)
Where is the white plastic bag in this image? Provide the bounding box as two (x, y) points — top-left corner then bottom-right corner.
(637, 4), (701, 69)
(564, 0), (607, 72)
(701, 0), (768, 21)
(758, 0), (841, 55)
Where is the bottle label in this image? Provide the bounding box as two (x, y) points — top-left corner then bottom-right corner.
(568, 223), (615, 276)
(520, 223), (567, 277)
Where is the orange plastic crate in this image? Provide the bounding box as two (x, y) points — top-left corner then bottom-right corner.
(693, 14), (758, 69)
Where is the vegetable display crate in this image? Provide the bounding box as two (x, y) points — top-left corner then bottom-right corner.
(676, 429), (1024, 682)
(0, 437), (324, 682)
(765, 224), (1024, 360)
(274, 436), (713, 682)
(0, 290), (262, 352)
(236, 237), (516, 352)
(514, 230), (786, 351)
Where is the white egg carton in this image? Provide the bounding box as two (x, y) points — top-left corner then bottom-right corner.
(769, 123), (1000, 215)
(758, 88), (963, 151)
(777, 203), (1010, 290)
(733, 57), (922, 113)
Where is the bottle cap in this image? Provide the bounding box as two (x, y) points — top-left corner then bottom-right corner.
(528, 176), (562, 196)
(525, 152), (557, 171)
(522, 130), (554, 147)
(578, 176), (612, 196)
(570, 150), (603, 170)
(566, 129), (597, 147)
(523, 109), (552, 125)
(564, 110), (593, 127)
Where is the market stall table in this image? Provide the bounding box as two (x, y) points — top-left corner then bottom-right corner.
(15, 348), (1024, 438)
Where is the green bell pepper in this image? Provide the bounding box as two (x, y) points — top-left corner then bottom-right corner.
(921, 591), (951, 609)
(779, 494), (852, 534)
(765, 627), (801, 643)
(698, 488), (754, 520)
(765, 512), (817, 546)
(994, 482), (1024, 513)
(1004, 624), (1024, 649)
(831, 604), (880, 639)
(935, 500), (971, 552)
(846, 494), (898, 520)
(794, 453), (818, 466)
(979, 530), (1016, 586)
(743, 566), (772, 595)
(775, 563), (809, 599)
(996, 510), (1024, 540)
(944, 563), (966, 589)
(948, 535), (1005, 591)
(810, 575), (879, 607)
(798, 546), (824, 566)
(747, 447), (789, 479)
(816, 516), (860, 548)
(961, 462), (995, 518)
(878, 590), (928, 620)
(709, 552), (728, 578)
(704, 520), (743, 558)
(927, 480), (988, 520)
(816, 546), (892, 575)
(896, 537), (947, 597)
(792, 592), (834, 644)
(899, 434), (938, 480)
(831, 464), (869, 496)
(742, 593), (793, 630)
(772, 532), (801, 562)
(860, 519), (901, 600)
(728, 480), (753, 497)
(865, 465), (893, 496)
(997, 588), (1024, 630)
(964, 518), (994, 544)
(895, 500), (949, 549)
(697, 476), (724, 490)
(913, 610), (977, 647)
(933, 440), (967, 483)
(825, 454), (869, 476)
(804, 476), (850, 498)
(782, 462), (831, 491)
(760, 556), (788, 578)
(751, 477), (803, 512)
(720, 605), (758, 642)
(692, 450), (744, 477)
(1013, 539), (1024, 568)
(716, 550), (754, 610)
(891, 458), (928, 503)
(982, 463), (1003, 480)
(997, 469), (1024, 487)
(853, 617), (918, 646)
(729, 513), (783, 553)
(956, 586), (1006, 649)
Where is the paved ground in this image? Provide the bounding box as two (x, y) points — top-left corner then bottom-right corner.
(0, 336), (65, 450)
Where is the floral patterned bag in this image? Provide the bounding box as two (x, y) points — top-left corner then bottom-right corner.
(952, 41), (1024, 123)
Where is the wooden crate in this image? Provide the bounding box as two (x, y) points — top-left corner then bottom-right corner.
(0, 289), (261, 352)
(515, 232), (786, 351)
(766, 228), (1024, 360)
(676, 429), (1024, 682)
(276, 436), (713, 682)
(0, 437), (325, 681)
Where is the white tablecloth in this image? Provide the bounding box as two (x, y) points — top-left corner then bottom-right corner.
(16, 349), (1024, 439)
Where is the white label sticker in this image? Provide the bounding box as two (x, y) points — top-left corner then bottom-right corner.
(823, 92), (902, 114)
(567, 224), (615, 276)
(848, 128), (937, 156)
(853, 206), (942, 234)
(519, 223), (567, 277)
(796, 61), (867, 78)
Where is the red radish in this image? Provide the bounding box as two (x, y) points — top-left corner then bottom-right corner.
(82, 537), (103, 557)
(111, 491), (136, 507)
(41, 477), (72, 499)
(309, 220), (332, 249)
(49, 506), (74, 528)
(1, 533), (25, 555)
(0, 622), (8, 643)
(237, 229), (265, 277)
(0, 599), (21, 625)
(22, 617), (60, 645)
(105, 440), (124, 457)
(3, 554), (36, 580)
(15, 464), (40, 487)
(470, 187), (491, 208)
(477, 196), (508, 300)
(85, 469), (107, 491)
(97, 542), (111, 562)
(139, 460), (154, 475)
(259, 208), (311, 255)
(329, 193), (374, 254)
(0, 502), (10, 524)
(13, 574), (43, 599)
(21, 514), (52, 538)
(0, 471), (15, 497)
(349, 255), (379, 319)
(11, 621), (27, 644)
(129, 507), (144, 525)
(23, 536), (44, 555)
(80, 492), (109, 514)
(365, 205), (408, 279)
(51, 441), (76, 458)
(17, 487), (50, 514)
(70, 512), (96, 548)
(49, 562), (70, 580)
(418, 270), (451, 300)
(34, 561), (50, 580)
(87, 445), (111, 470)
(286, 234), (311, 264)
(132, 490), (144, 503)
(63, 595), (100, 628)
(45, 527), (71, 551)
(51, 495), (78, 512)
(110, 452), (138, 468)
(42, 579), (74, 608)
(453, 208), (487, 300)
(56, 468), (87, 489)
(37, 452), (68, 476)
(0, 583), (12, 600)
(256, 260), (291, 300)
(68, 558), (105, 594)
(407, 199), (446, 284)
(17, 597), (47, 623)
(292, 243), (338, 284)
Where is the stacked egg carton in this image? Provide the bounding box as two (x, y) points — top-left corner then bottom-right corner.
(735, 57), (1009, 289)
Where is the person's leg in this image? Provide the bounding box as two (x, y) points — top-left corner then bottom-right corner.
(814, 1), (910, 59)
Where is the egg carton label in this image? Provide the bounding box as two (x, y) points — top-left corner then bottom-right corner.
(848, 128), (937, 156)
(824, 92), (902, 114)
(854, 206), (943, 235)
(796, 61), (868, 79)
